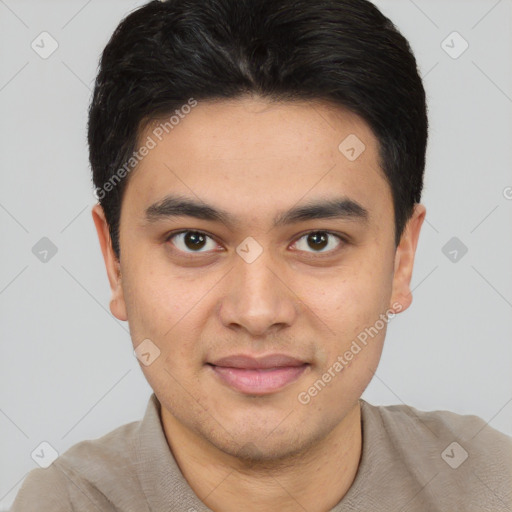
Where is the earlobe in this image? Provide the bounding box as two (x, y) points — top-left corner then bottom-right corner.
(91, 204), (128, 321)
(389, 203), (426, 314)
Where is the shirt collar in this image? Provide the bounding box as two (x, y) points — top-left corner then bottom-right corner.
(135, 392), (212, 511)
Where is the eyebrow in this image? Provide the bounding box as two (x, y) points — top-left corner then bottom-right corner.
(144, 194), (369, 228)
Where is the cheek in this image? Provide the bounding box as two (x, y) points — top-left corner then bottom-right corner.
(121, 252), (197, 336)
(305, 264), (393, 341)
(121, 258), (213, 375)
(122, 274), (171, 341)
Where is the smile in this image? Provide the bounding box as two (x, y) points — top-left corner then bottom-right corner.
(207, 354), (310, 395)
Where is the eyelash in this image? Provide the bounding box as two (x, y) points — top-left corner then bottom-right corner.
(164, 229), (348, 257)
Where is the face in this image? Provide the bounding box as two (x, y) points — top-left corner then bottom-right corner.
(93, 96), (425, 462)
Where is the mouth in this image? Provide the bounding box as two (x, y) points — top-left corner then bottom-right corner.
(207, 354), (310, 395)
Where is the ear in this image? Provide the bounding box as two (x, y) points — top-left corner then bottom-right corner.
(389, 203), (426, 314)
(91, 204), (128, 321)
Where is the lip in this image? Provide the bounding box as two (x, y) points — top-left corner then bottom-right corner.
(208, 353), (309, 395)
(210, 353), (306, 369)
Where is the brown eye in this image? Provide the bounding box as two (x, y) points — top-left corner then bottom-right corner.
(293, 231), (343, 253)
(167, 231), (218, 253)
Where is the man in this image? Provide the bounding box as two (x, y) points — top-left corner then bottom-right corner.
(10, 0), (512, 510)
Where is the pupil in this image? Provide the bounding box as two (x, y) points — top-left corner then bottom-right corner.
(185, 232), (206, 250)
(182, 232), (329, 252)
(309, 232), (328, 250)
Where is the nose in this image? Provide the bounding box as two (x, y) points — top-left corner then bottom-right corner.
(217, 247), (299, 337)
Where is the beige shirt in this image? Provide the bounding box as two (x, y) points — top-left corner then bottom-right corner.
(10, 393), (512, 511)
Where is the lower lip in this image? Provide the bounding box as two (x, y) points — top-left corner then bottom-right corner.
(209, 364), (309, 395)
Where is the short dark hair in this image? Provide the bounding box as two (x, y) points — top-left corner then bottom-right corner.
(88, 0), (428, 258)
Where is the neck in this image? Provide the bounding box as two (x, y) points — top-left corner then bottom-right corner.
(161, 401), (362, 512)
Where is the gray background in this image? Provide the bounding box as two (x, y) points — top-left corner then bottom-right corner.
(1, 0), (511, 509)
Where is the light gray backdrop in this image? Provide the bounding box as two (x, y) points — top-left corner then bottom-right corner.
(1, 0), (511, 509)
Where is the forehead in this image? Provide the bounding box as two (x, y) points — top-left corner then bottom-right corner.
(138, 97), (380, 167)
(123, 97), (392, 227)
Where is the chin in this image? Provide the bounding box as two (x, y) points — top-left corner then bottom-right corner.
(203, 418), (330, 466)
(220, 436), (310, 465)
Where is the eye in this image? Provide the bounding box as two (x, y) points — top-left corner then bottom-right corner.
(166, 230), (219, 253)
(165, 229), (346, 256)
(292, 231), (344, 253)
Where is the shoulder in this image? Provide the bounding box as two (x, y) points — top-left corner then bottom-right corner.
(10, 419), (145, 512)
(57, 417), (141, 470)
(367, 400), (512, 452)
(361, 400), (512, 510)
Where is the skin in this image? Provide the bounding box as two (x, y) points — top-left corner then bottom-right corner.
(93, 96), (425, 512)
